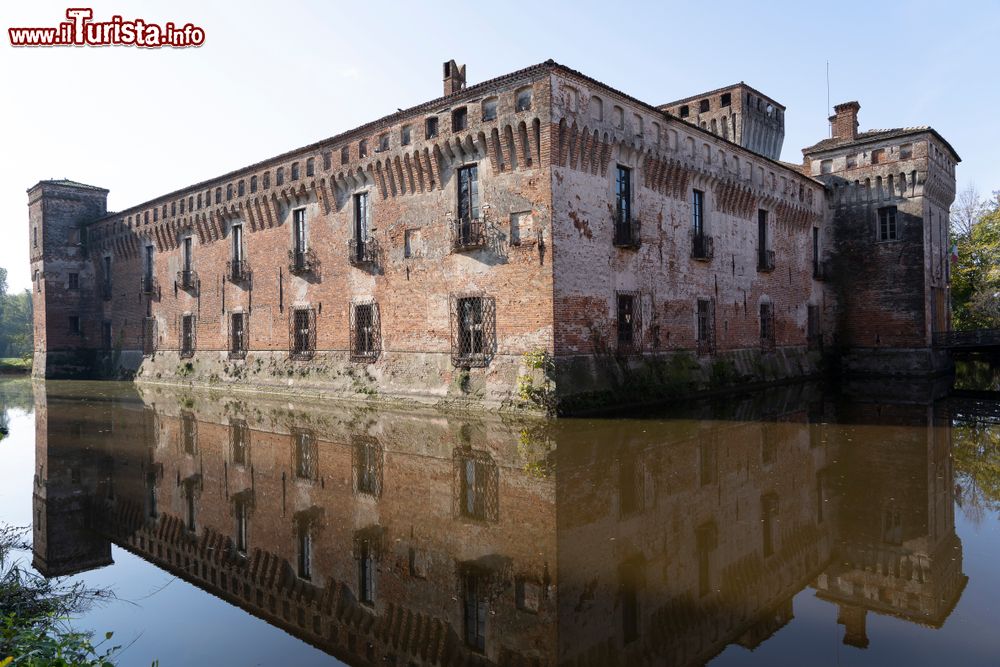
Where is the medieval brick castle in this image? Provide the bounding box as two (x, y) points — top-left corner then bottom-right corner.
(27, 60), (959, 412)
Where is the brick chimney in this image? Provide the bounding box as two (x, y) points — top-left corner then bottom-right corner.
(829, 101), (860, 141)
(443, 60), (466, 96)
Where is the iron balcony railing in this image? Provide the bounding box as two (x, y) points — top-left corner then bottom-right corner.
(691, 231), (714, 261)
(176, 269), (198, 290)
(757, 249), (776, 273)
(288, 248), (319, 274)
(229, 259), (251, 283)
(348, 238), (380, 267)
(613, 213), (640, 248)
(450, 218), (488, 252)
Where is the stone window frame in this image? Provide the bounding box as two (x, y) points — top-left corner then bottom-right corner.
(877, 205), (899, 242)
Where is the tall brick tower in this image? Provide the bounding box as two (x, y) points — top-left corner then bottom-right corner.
(27, 180), (108, 378)
(803, 103), (959, 375)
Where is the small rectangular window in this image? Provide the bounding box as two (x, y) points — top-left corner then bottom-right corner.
(699, 99), (710, 113)
(102, 320), (112, 351)
(276, 168), (285, 186)
(323, 152), (332, 170)
(306, 157), (315, 176)
(341, 146), (349, 164)
(69, 315), (81, 335)
(720, 92), (731, 107)
(692, 189), (704, 234)
(425, 116), (439, 139)
(181, 314), (196, 357)
(617, 292), (639, 352)
(359, 139), (368, 158)
(760, 303), (774, 348)
(481, 98), (497, 121)
(871, 149), (884, 165)
(679, 105), (689, 118)
(230, 312), (247, 358)
(68, 272), (79, 290)
(298, 523), (312, 579)
(291, 162), (300, 180)
(452, 107), (468, 131)
(878, 206), (898, 241)
(515, 88), (533, 112)
(401, 125), (411, 146)
(377, 133), (389, 152)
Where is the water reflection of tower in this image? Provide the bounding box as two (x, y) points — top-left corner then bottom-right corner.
(814, 400), (967, 647)
(31, 383), (112, 576)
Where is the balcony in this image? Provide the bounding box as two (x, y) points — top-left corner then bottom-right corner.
(229, 259), (252, 283)
(176, 269), (198, 290)
(288, 248), (319, 275)
(348, 238), (380, 268)
(691, 231), (714, 261)
(613, 214), (640, 249)
(140, 275), (158, 295)
(757, 249), (775, 273)
(450, 218), (488, 252)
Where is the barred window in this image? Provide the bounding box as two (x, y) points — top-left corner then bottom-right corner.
(100, 321), (111, 351)
(180, 314), (196, 357)
(181, 411), (197, 455)
(454, 449), (499, 523)
(229, 312), (247, 358)
(350, 301), (381, 361)
(697, 298), (715, 355)
(293, 429), (317, 480)
(142, 317), (157, 355)
(353, 436), (383, 498)
(230, 419), (250, 467)
(289, 307), (316, 358)
(760, 303), (775, 350)
(450, 295), (496, 367)
(616, 291), (641, 353)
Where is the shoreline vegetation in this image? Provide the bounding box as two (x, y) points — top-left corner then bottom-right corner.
(0, 360), (30, 377)
(0, 525), (122, 666)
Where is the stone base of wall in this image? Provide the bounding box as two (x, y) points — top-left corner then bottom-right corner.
(32, 350), (101, 379)
(552, 347), (825, 415)
(130, 349), (536, 413)
(840, 347), (953, 377)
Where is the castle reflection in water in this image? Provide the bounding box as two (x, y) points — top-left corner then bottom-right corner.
(30, 382), (966, 666)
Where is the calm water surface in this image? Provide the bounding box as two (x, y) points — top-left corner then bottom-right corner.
(1, 379), (999, 666)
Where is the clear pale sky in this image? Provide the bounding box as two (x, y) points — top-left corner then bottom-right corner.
(2, 0), (997, 292)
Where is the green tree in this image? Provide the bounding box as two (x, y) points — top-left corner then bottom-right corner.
(951, 192), (1000, 330)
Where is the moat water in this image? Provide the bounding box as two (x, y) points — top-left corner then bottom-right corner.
(1, 378), (999, 666)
